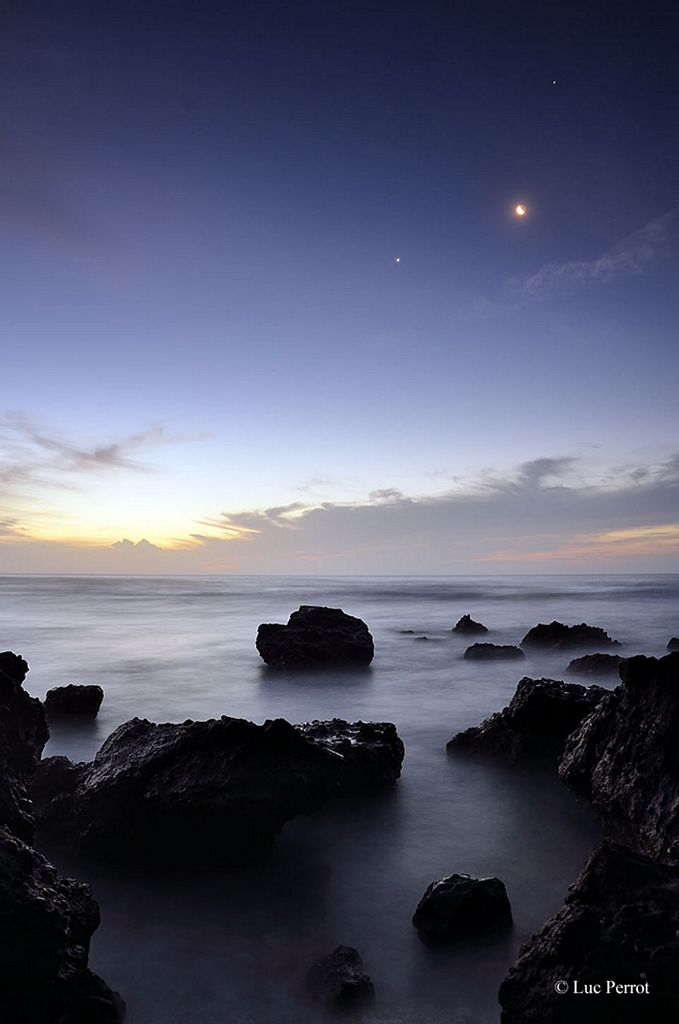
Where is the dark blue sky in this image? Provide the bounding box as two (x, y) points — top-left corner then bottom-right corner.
(1, 1), (678, 571)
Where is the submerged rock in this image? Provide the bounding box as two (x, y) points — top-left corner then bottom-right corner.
(499, 842), (679, 1023)
(560, 652), (679, 862)
(38, 716), (341, 860)
(668, 637), (679, 651)
(256, 605), (374, 668)
(448, 677), (606, 762)
(0, 825), (124, 1024)
(45, 684), (104, 718)
(413, 873), (511, 944)
(521, 621), (619, 650)
(304, 945), (375, 1011)
(464, 643), (524, 660)
(452, 614), (488, 635)
(297, 719), (404, 792)
(0, 651), (49, 842)
(566, 652), (623, 676)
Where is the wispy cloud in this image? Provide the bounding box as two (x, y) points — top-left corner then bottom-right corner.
(2, 449), (678, 573)
(0, 517), (27, 538)
(470, 209), (678, 319)
(0, 413), (173, 539)
(175, 451), (679, 573)
(504, 209), (678, 302)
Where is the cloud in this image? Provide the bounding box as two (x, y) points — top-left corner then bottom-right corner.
(1, 413), (166, 477)
(0, 518), (26, 537)
(177, 450), (679, 573)
(111, 538), (162, 552)
(1, 450), (678, 574)
(503, 209), (678, 302)
(0, 414), (177, 541)
(0, 414), (169, 499)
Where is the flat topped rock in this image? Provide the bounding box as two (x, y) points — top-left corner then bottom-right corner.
(45, 684), (104, 718)
(499, 842), (679, 1023)
(464, 643), (524, 660)
(567, 652), (623, 675)
(521, 620), (619, 650)
(297, 719), (404, 792)
(413, 873), (512, 944)
(256, 605), (374, 668)
(304, 945), (375, 1010)
(448, 677), (606, 761)
(452, 614), (488, 635)
(42, 715), (342, 861)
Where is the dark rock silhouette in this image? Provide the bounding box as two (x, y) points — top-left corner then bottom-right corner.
(0, 651), (49, 842)
(448, 677), (606, 762)
(668, 637), (679, 651)
(297, 719), (404, 792)
(499, 843), (679, 1023)
(566, 652), (623, 675)
(32, 755), (89, 837)
(0, 825), (124, 1024)
(0, 652), (122, 1022)
(521, 620), (619, 650)
(464, 643), (524, 660)
(37, 716), (341, 860)
(45, 683), (104, 718)
(560, 653), (679, 863)
(304, 945), (375, 1010)
(413, 873), (511, 944)
(256, 605), (374, 667)
(453, 614), (488, 634)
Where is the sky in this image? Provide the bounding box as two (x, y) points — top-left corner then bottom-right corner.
(1, 0), (678, 574)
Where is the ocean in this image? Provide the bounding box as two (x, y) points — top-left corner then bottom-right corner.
(2, 573), (677, 1023)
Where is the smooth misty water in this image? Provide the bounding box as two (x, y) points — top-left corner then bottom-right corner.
(2, 574), (678, 1024)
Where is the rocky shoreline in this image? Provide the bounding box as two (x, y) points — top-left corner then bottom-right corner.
(3, 607), (679, 1021)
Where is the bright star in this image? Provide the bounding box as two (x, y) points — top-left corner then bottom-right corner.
(514, 204), (527, 217)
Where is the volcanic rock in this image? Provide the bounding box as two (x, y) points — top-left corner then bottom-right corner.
(448, 677), (606, 762)
(0, 651), (49, 842)
(412, 873), (512, 944)
(464, 643), (524, 660)
(304, 945), (375, 1010)
(566, 652), (623, 676)
(499, 842), (679, 1024)
(560, 652), (679, 862)
(45, 684), (104, 718)
(453, 614), (488, 635)
(32, 756), (89, 837)
(39, 715), (341, 860)
(668, 637), (679, 651)
(297, 719), (404, 792)
(256, 605), (374, 668)
(521, 621), (619, 651)
(0, 825), (124, 1024)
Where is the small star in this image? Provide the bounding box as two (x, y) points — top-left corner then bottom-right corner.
(552, 80), (557, 86)
(394, 256), (401, 263)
